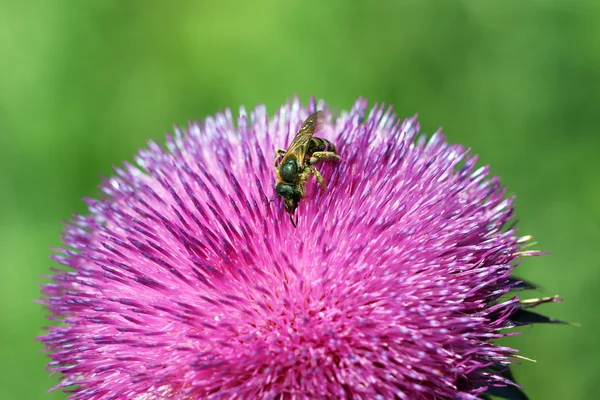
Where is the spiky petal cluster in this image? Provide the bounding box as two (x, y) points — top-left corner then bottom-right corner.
(39, 97), (561, 399)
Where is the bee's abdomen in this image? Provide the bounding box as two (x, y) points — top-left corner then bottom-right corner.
(308, 137), (337, 154)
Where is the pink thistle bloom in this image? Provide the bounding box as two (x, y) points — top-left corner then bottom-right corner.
(39, 97), (563, 399)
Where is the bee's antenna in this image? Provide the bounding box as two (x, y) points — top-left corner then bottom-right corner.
(290, 214), (297, 228)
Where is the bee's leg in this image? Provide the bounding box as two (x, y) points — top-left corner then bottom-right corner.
(298, 179), (307, 197)
(308, 151), (340, 166)
(298, 167), (326, 191)
(274, 148), (287, 167)
(310, 167), (326, 191)
(296, 168), (313, 187)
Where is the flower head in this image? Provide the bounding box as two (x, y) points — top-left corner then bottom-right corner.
(39, 97), (562, 399)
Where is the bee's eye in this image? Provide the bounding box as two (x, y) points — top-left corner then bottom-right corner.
(279, 160), (298, 182)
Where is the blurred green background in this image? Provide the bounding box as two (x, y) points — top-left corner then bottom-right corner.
(1, 1), (598, 399)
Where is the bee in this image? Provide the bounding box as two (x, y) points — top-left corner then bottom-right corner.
(274, 110), (340, 227)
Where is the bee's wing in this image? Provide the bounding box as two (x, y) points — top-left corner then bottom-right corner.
(281, 111), (325, 167)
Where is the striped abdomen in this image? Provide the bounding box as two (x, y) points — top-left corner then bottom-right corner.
(307, 137), (337, 155)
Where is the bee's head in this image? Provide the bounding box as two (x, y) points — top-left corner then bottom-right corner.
(275, 183), (300, 214)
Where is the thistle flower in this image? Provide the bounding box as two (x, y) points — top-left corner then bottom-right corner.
(39, 97), (563, 399)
